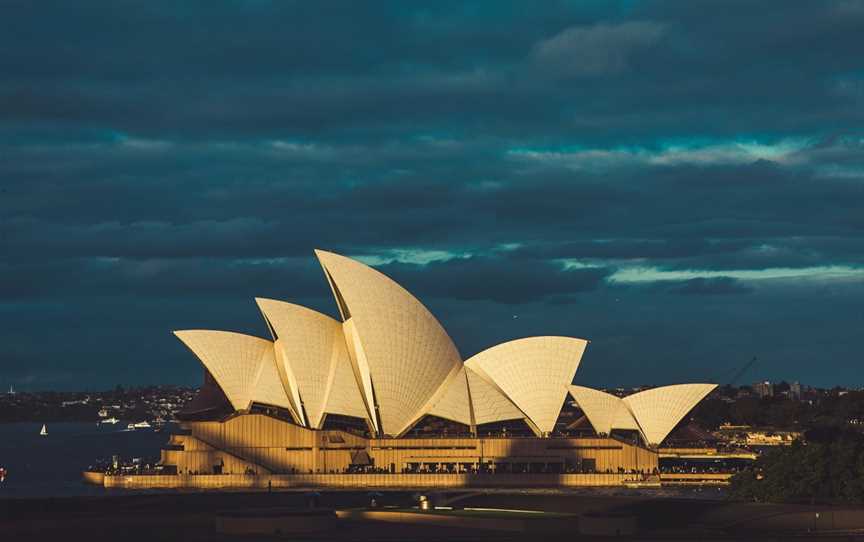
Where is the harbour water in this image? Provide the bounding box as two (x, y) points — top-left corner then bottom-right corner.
(0, 422), (167, 498)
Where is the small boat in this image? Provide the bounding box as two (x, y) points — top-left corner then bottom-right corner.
(39, 424), (47, 436)
(100, 417), (120, 425)
(127, 421), (151, 430)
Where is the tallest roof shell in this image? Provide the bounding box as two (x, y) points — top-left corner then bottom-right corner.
(315, 249), (463, 436)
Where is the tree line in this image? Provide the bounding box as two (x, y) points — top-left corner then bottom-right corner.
(729, 427), (864, 504)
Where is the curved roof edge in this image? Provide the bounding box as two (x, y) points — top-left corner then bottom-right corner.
(464, 336), (588, 435)
(320, 326), (373, 427)
(412, 365), (473, 431)
(314, 249), (463, 436)
(623, 383), (718, 446)
(465, 366), (527, 426)
(255, 298), (354, 429)
(567, 385), (641, 437)
(173, 330), (296, 419)
(341, 318), (379, 434)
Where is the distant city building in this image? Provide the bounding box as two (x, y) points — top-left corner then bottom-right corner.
(736, 387), (754, 399)
(714, 424), (801, 446)
(789, 381), (802, 400)
(743, 430), (801, 446)
(752, 381), (774, 398)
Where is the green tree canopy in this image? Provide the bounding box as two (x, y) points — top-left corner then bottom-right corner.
(730, 428), (864, 504)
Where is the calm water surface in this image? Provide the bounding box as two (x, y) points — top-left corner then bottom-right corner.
(0, 422), (167, 498)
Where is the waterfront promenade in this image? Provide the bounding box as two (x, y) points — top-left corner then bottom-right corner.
(97, 471), (647, 489)
(92, 470), (732, 490)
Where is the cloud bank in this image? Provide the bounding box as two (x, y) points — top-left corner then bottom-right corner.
(2, 1), (863, 389)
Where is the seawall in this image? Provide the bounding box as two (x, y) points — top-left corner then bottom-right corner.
(101, 472), (647, 489)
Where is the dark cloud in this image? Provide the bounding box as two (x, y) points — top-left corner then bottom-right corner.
(2, 2), (862, 138)
(0, 256), (331, 303)
(1, 1), (863, 390)
(533, 21), (666, 77)
(668, 277), (753, 296)
(509, 239), (750, 261)
(377, 257), (612, 304)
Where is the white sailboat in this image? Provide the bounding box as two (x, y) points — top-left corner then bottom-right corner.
(39, 424), (48, 436)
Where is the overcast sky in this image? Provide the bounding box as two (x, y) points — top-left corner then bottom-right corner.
(2, 1), (863, 391)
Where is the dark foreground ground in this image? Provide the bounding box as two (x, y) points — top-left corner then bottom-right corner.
(3, 489), (864, 541)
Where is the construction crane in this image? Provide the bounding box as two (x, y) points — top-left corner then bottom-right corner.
(726, 356), (758, 386)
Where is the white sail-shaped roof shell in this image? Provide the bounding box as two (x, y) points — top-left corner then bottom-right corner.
(315, 250), (463, 437)
(172, 251), (717, 444)
(255, 298), (368, 429)
(321, 331), (372, 424)
(173, 330), (295, 417)
(464, 337), (587, 435)
(465, 366), (526, 425)
(427, 367), (472, 426)
(342, 318), (379, 433)
(623, 383), (717, 446)
(271, 341), (304, 424)
(568, 385), (640, 436)
(254, 344), (297, 415)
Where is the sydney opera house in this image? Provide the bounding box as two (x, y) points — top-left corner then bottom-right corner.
(148, 250), (716, 488)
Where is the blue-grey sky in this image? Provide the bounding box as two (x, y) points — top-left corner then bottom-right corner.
(2, 1), (863, 391)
